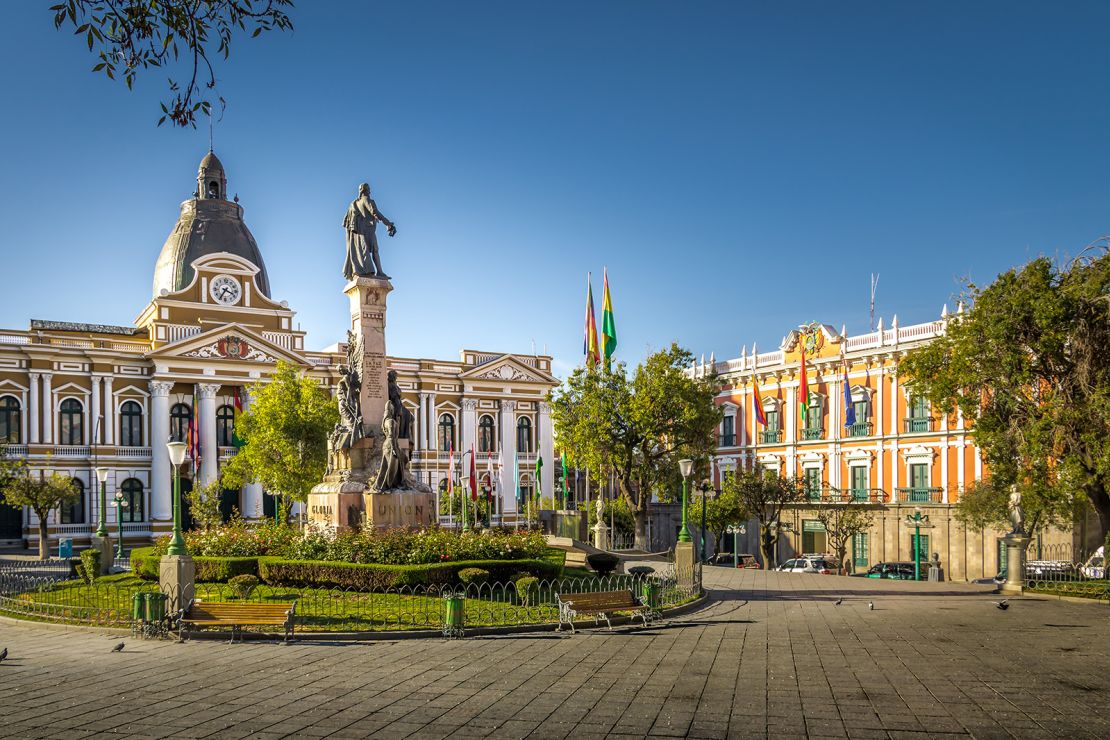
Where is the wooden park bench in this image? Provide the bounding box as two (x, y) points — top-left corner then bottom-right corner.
(179, 600), (296, 642)
(556, 589), (651, 634)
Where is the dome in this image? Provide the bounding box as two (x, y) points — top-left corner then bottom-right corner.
(151, 152), (271, 298)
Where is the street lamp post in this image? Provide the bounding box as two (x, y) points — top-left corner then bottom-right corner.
(904, 507), (931, 581)
(678, 459), (693, 543)
(166, 441), (189, 557)
(112, 490), (128, 559)
(726, 524), (746, 568)
(698, 482), (719, 563)
(94, 467), (110, 538)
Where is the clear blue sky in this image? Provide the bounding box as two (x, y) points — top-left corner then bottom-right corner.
(1, 2), (1108, 378)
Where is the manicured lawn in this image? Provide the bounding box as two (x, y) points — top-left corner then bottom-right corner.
(1, 570), (689, 632)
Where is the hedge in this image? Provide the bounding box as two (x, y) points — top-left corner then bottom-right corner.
(129, 546), (568, 589)
(257, 556), (562, 591)
(130, 546), (260, 583)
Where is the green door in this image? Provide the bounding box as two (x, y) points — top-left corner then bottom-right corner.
(909, 463), (929, 501)
(802, 519), (826, 554)
(850, 466), (868, 501)
(852, 532), (869, 569)
(805, 468), (821, 501)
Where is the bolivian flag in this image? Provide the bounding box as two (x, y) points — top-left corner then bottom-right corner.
(583, 274), (600, 369)
(601, 268), (617, 370)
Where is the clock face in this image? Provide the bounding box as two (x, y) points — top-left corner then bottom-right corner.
(210, 275), (241, 305)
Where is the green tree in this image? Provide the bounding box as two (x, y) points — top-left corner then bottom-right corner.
(815, 504), (874, 574)
(0, 442), (23, 494)
(899, 249), (1110, 542)
(51, 0), (294, 128)
(725, 470), (805, 567)
(221, 362), (337, 523)
(185, 479), (226, 531)
(550, 343), (720, 549)
(699, 480), (748, 555)
(0, 471), (79, 559)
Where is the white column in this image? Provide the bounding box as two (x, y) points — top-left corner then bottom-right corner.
(499, 401), (518, 512)
(428, 393), (438, 451)
(41, 373), (53, 444)
(240, 388), (264, 520)
(103, 376), (115, 446)
(28, 372), (40, 444)
(538, 401), (554, 508)
(198, 383), (220, 489)
(90, 375), (102, 445)
(150, 380), (173, 522)
(417, 393), (428, 452)
(890, 362), (899, 497)
(460, 399), (477, 454)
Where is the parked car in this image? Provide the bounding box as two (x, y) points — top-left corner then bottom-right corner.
(777, 557), (837, 574)
(708, 553), (761, 568)
(994, 559), (1079, 585)
(1081, 547), (1105, 579)
(854, 561), (917, 579)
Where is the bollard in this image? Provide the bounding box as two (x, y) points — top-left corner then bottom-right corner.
(443, 593), (465, 639)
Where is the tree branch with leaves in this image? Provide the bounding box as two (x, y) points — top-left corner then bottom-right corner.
(0, 470), (79, 559)
(51, 0), (294, 127)
(724, 470), (805, 567)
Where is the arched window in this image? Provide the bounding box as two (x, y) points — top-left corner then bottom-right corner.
(59, 399), (83, 445)
(216, 404), (235, 447)
(120, 478), (143, 522)
(120, 401), (143, 447)
(170, 403), (192, 442)
(478, 415), (495, 453)
(60, 478), (84, 524)
(0, 396), (20, 443)
(516, 417), (533, 453)
(438, 413), (455, 450)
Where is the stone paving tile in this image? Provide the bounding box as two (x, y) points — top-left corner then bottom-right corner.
(3, 569), (1110, 739)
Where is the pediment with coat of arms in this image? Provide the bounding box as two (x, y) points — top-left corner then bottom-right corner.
(475, 363), (542, 382)
(183, 334), (277, 362)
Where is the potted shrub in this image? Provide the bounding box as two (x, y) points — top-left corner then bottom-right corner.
(586, 552), (619, 576)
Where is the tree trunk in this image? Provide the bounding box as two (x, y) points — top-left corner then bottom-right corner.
(36, 513), (48, 560)
(634, 513), (649, 551)
(1085, 480), (1110, 543)
(760, 524), (777, 568)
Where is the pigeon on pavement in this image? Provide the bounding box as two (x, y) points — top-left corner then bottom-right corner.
(994, 600), (1010, 610)
(111, 642), (125, 652)
(834, 598), (843, 606)
(0, 647), (7, 663)
(868, 601), (874, 611)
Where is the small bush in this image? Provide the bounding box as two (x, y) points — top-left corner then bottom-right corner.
(229, 574), (260, 600)
(79, 548), (101, 583)
(74, 563), (88, 584)
(587, 552), (620, 576)
(514, 575), (539, 605)
(457, 568), (490, 586)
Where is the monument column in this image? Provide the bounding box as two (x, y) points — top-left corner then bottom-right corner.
(499, 401), (517, 513)
(149, 380), (174, 523)
(41, 373), (53, 444)
(345, 277), (392, 430)
(28, 372), (40, 444)
(198, 383), (221, 489)
(538, 401), (554, 505)
(461, 399), (477, 454)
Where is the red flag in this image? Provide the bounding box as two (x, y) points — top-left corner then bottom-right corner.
(447, 442), (455, 495)
(469, 445), (477, 501)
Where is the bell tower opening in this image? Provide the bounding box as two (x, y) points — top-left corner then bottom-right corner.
(197, 150), (227, 201)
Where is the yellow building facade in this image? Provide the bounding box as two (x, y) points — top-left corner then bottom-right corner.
(706, 314), (1075, 581)
(0, 153), (557, 550)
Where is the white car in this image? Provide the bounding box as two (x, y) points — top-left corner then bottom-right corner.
(776, 556), (836, 574)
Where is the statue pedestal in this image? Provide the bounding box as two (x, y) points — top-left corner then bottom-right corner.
(1001, 534), (1032, 595)
(366, 490), (436, 529)
(344, 277), (392, 429)
(89, 535), (114, 575)
(592, 522), (610, 550)
(159, 555), (195, 613)
(307, 485), (367, 533)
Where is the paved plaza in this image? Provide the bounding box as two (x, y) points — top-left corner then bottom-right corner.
(1, 568), (1107, 739)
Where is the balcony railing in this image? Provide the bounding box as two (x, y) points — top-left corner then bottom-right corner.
(787, 486), (888, 504)
(116, 447), (151, 458)
(53, 446), (90, 457)
(718, 434), (736, 448)
(802, 428), (823, 441)
(846, 422), (873, 437)
(904, 417), (934, 433)
(760, 429), (782, 443)
(896, 486), (944, 503)
(4, 444), (28, 456)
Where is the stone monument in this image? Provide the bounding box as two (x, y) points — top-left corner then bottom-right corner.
(307, 183), (435, 532)
(1000, 484), (1031, 595)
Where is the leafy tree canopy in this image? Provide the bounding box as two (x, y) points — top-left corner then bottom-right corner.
(723, 470), (805, 567)
(1, 470), (80, 559)
(899, 247), (1110, 539)
(221, 362), (337, 519)
(550, 343), (720, 546)
(51, 0), (294, 127)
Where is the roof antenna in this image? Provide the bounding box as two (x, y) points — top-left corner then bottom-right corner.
(869, 273), (880, 331)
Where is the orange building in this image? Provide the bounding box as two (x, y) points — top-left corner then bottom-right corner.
(704, 315), (1077, 581)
